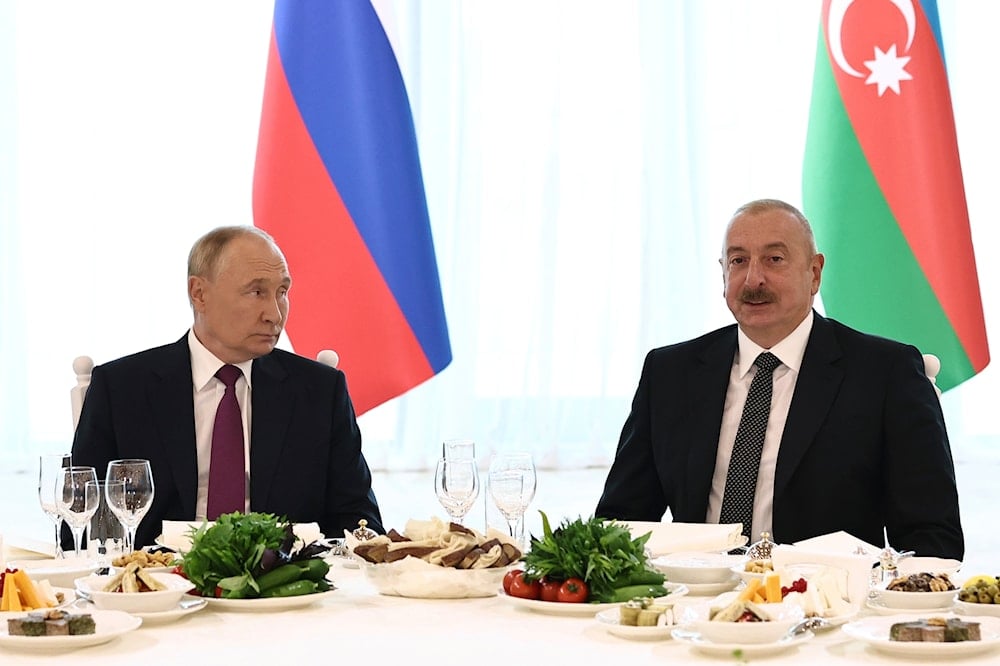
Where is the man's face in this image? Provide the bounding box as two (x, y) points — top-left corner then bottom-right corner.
(189, 235), (291, 364)
(722, 209), (824, 348)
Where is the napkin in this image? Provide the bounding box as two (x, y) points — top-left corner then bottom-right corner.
(771, 533), (879, 604)
(621, 521), (745, 555)
(1, 535), (56, 560)
(159, 520), (323, 552)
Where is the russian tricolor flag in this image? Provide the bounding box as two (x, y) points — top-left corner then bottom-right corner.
(253, 0), (452, 414)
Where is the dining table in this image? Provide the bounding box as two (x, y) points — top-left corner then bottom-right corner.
(3, 554), (999, 665)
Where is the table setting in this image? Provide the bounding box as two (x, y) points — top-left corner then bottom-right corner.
(4, 446), (1000, 664)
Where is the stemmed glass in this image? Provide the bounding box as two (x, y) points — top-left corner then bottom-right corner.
(54, 466), (99, 558)
(434, 459), (480, 525)
(38, 453), (71, 558)
(488, 452), (537, 549)
(105, 459), (154, 553)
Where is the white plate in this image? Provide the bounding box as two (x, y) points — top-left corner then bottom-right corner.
(866, 598), (955, 616)
(502, 582), (687, 616)
(502, 594), (620, 616)
(877, 586), (958, 610)
(842, 614), (1000, 657)
(682, 577), (741, 596)
(201, 588), (337, 612)
(595, 608), (677, 640)
(671, 628), (813, 656)
(74, 595), (207, 624)
(0, 610), (141, 651)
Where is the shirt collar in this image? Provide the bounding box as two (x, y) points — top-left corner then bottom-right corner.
(188, 329), (254, 391)
(736, 310), (814, 378)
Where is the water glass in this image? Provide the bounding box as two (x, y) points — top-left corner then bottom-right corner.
(434, 458), (480, 525)
(488, 452), (537, 550)
(38, 453), (71, 558)
(88, 480), (125, 567)
(442, 438), (476, 461)
(55, 466), (99, 558)
(105, 459), (154, 553)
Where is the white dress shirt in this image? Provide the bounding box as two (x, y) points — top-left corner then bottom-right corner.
(705, 311), (814, 539)
(188, 329), (253, 520)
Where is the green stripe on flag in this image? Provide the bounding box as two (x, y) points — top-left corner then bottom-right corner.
(802, 29), (974, 391)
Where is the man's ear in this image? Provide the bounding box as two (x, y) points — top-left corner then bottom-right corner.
(189, 275), (207, 312)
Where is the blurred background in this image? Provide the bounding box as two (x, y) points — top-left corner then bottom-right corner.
(1, 1), (996, 536)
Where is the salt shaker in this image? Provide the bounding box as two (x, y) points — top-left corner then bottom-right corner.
(746, 532), (776, 561)
(352, 519), (378, 542)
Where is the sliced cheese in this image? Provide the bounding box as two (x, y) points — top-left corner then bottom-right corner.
(738, 577), (763, 602)
(765, 573), (782, 603)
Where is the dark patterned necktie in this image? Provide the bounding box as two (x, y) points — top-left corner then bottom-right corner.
(719, 352), (782, 540)
(207, 364), (245, 519)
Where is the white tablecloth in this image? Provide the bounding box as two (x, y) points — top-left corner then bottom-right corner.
(2, 559), (997, 664)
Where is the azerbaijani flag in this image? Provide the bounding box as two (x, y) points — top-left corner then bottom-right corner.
(253, 0), (451, 414)
(803, 0), (988, 390)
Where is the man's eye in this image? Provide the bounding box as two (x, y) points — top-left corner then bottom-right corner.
(729, 257), (746, 266)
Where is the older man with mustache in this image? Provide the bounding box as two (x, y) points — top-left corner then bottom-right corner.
(595, 199), (963, 560)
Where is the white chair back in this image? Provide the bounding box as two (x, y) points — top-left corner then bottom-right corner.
(71, 349), (340, 433)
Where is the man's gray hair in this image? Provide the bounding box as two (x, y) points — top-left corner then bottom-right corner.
(187, 226), (281, 280)
(728, 198), (818, 255)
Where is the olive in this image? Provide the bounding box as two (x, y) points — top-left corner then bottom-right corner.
(979, 591), (992, 603)
(959, 589), (977, 602)
(994, 593), (1000, 605)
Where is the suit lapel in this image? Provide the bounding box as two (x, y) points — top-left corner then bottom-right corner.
(773, 313), (844, 500)
(249, 353), (292, 509)
(684, 329), (737, 518)
(147, 337), (198, 519)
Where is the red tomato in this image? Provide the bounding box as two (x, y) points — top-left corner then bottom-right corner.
(540, 578), (562, 602)
(509, 574), (542, 600)
(502, 569), (523, 595)
(556, 577), (589, 603)
(214, 586), (224, 598)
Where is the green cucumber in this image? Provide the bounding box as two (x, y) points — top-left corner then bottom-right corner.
(261, 579), (318, 598)
(256, 564), (303, 592)
(297, 558), (331, 582)
(608, 584), (669, 603)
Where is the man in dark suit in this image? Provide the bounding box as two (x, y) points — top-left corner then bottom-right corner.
(596, 199), (963, 560)
(72, 226), (383, 548)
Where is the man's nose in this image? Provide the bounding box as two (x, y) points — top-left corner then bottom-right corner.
(744, 259), (766, 285)
(262, 297), (283, 323)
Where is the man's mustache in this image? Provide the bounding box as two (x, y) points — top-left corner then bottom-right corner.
(741, 288), (775, 303)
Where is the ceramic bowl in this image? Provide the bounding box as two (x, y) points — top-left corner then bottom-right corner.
(652, 552), (746, 585)
(680, 601), (804, 644)
(76, 572), (194, 613)
(876, 586), (957, 610)
(897, 558), (962, 578)
(7, 557), (100, 588)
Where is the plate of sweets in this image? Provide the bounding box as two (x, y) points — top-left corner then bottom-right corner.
(842, 614), (1000, 657)
(0, 609), (141, 651)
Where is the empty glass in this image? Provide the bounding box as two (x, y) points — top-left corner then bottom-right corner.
(434, 458), (480, 525)
(55, 466), (99, 558)
(38, 453), (71, 558)
(487, 452), (537, 550)
(105, 459), (154, 553)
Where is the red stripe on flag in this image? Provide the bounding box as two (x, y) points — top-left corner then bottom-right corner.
(824, 0), (987, 368)
(253, 32), (434, 414)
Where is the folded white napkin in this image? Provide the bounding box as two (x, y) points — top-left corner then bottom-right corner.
(622, 521), (745, 556)
(2, 535), (56, 560)
(771, 536), (878, 604)
(159, 520), (323, 552)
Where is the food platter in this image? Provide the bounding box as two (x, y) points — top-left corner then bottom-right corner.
(842, 614), (1000, 657)
(0, 610), (141, 651)
(201, 588), (337, 612)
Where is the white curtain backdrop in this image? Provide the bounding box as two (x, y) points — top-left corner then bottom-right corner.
(1, 1), (997, 476)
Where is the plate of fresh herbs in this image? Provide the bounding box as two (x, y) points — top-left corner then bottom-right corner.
(176, 512), (335, 610)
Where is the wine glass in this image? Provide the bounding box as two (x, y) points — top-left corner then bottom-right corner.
(54, 466), (99, 558)
(38, 453), (71, 558)
(488, 453), (537, 549)
(105, 459), (154, 553)
(434, 458), (480, 525)
(442, 438), (475, 461)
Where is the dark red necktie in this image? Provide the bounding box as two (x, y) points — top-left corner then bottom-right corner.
(207, 364), (245, 519)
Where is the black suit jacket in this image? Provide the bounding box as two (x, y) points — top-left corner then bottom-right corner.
(595, 313), (964, 560)
(71, 335), (384, 548)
